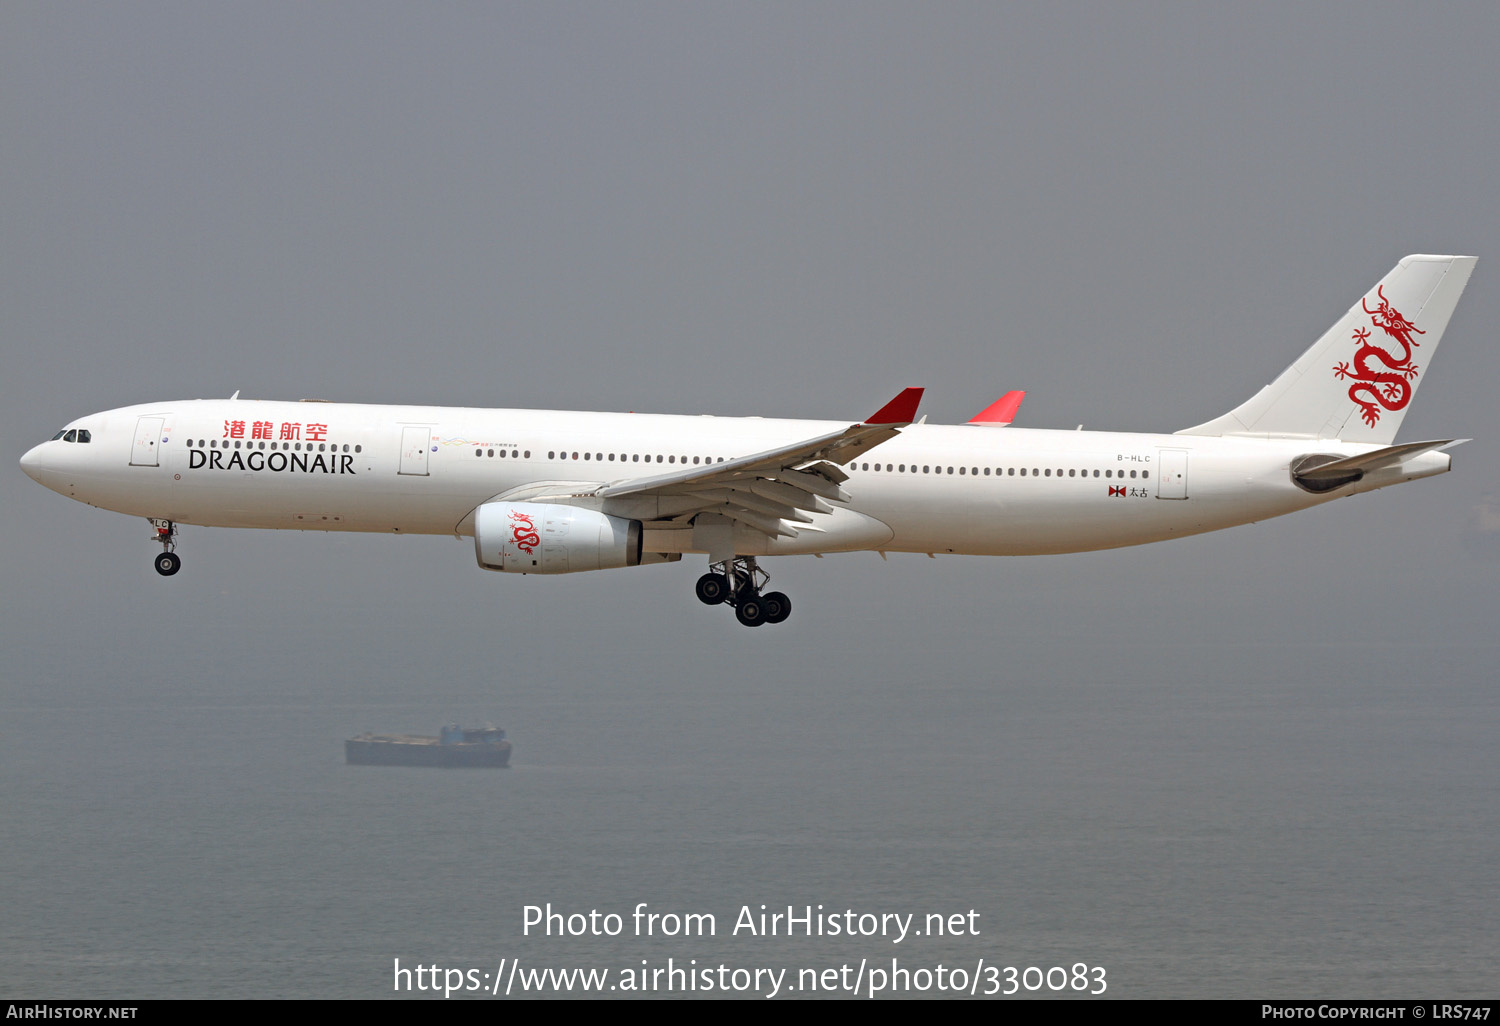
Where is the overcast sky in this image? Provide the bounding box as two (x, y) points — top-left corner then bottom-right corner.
(7, 3), (1499, 651)
(4, 3), (1499, 997)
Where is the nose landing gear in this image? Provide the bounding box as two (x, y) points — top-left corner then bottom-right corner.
(149, 518), (180, 576)
(697, 556), (791, 627)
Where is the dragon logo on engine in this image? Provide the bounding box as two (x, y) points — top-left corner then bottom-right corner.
(508, 511), (540, 554)
(1333, 284), (1424, 428)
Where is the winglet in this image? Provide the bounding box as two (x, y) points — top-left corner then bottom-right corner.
(865, 387), (924, 425)
(968, 390), (1025, 425)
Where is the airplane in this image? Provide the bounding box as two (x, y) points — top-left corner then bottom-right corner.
(20, 254), (1475, 627)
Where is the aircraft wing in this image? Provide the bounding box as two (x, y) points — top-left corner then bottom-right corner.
(588, 388), (923, 539)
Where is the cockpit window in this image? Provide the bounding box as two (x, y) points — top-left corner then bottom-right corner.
(49, 428), (92, 442)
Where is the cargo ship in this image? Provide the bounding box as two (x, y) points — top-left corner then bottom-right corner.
(345, 725), (512, 768)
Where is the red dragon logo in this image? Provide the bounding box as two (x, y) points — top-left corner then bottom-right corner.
(1333, 284), (1424, 427)
(508, 511), (540, 554)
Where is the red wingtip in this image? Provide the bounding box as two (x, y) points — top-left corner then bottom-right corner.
(865, 387), (924, 425)
(968, 390), (1026, 425)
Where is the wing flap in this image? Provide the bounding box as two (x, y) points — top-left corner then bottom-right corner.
(683, 487), (815, 523)
(593, 389), (919, 543)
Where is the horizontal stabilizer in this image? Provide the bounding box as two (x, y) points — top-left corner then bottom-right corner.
(1295, 439), (1462, 482)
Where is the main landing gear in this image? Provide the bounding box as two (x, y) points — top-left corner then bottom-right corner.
(150, 518), (180, 576)
(695, 556), (790, 628)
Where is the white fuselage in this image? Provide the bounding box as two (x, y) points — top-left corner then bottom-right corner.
(20, 398), (1449, 559)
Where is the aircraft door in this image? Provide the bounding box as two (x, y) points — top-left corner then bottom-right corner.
(1156, 449), (1188, 499)
(398, 425), (433, 476)
(130, 417), (165, 466)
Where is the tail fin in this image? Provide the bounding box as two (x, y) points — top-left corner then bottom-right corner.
(1178, 255), (1476, 443)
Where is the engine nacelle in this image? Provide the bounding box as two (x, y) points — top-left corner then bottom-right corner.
(474, 501), (643, 574)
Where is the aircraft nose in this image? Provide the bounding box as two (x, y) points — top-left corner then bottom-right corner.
(20, 443), (46, 483)
(20, 442), (64, 491)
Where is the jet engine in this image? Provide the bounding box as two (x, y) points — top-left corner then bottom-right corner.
(474, 501), (644, 574)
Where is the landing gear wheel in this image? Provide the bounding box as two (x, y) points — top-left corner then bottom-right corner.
(735, 595), (767, 627)
(148, 518), (180, 576)
(702, 555), (788, 626)
(695, 572), (730, 605)
(761, 591), (790, 624)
